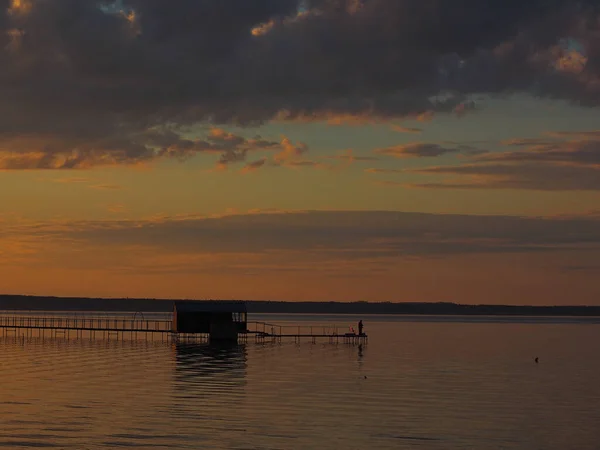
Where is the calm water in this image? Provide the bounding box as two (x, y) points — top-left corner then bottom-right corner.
(1, 315), (599, 449)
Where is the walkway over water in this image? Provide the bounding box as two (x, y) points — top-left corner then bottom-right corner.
(0, 311), (368, 344)
(247, 321), (368, 344)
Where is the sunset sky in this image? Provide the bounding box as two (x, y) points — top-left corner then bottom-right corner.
(1, 0), (600, 304)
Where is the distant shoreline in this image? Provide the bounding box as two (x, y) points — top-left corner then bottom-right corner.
(1, 294), (600, 316)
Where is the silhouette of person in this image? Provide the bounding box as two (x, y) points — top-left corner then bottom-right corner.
(358, 320), (363, 336)
(535, 357), (539, 363)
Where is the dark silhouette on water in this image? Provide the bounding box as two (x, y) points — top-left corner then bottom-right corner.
(535, 357), (539, 363)
(358, 320), (363, 336)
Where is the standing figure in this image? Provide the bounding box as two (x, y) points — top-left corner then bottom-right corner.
(358, 320), (363, 336)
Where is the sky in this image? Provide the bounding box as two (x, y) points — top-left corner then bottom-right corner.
(1, 0), (600, 304)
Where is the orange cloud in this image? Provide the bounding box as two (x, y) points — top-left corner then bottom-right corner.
(553, 47), (588, 75)
(365, 168), (404, 174)
(9, 0), (32, 15)
(251, 19), (275, 36)
(416, 111), (435, 122)
(374, 143), (463, 158)
(273, 137), (308, 163)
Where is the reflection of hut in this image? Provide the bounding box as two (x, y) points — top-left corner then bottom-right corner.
(173, 343), (247, 403)
(174, 343), (247, 379)
(172, 301), (247, 342)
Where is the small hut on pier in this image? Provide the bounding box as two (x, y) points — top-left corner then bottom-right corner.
(172, 301), (247, 342)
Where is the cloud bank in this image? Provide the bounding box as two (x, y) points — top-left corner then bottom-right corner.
(3, 209), (599, 302)
(1, 0), (600, 168)
(5, 210), (600, 258)
(407, 133), (600, 190)
(364, 129), (600, 191)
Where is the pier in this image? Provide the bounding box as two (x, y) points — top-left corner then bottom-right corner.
(0, 312), (172, 341)
(0, 308), (368, 345)
(247, 321), (368, 344)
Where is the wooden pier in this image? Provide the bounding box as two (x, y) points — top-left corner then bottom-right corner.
(0, 312), (173, 341)
(246, 321), (368, 344)
(0, 311), (368, 345)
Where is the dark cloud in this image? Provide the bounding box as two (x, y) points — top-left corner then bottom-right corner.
(11, 210), (600, 258)
(394, 132), (600, 190)
(481, 140), (600, 165)
(161, 128), (286, 167)
(391, 126), (422, 134)
(546, 131), (600, 138)
(238, 0), (600, 119)
(0, 126), (298, 169)
(501, 138), (559, 147)
(408, 162), (600, 191)
(0, 135), (157, 169)
(240, 158), (267, 173)
(217, 149), (248, 166)
(0, 0), (599, 168)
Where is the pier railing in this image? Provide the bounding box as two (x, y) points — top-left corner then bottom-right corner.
(0, 312), (366, 344)
(246, 321), (366, 344)
(0, 311), (172, 332)
(247, 321), (348, 337)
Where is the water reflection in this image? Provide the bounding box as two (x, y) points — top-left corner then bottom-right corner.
(2, 321), (599, 449)
(172, 343), (247, 400)
(357, 343), (365, 372)
(174, 343), (247, 377)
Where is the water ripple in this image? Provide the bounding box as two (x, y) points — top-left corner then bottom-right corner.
(0, 320), (599, 448)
